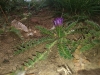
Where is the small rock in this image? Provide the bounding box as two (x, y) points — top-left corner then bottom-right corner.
(11, 19), (29, 32)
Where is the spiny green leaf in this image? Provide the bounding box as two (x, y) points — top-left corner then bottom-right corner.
(80, 44), (94, 52)
(45, 40), (57, 49)
(24, 51), (48, 68)
(65, 21), (77, 32)
(35, 26), (54, 36)
(85, 20), (100, 30)
(58, 43), (72, 59)
(92, 39), (100, 45)
(14, 37), (53, 55)
(24, 62), (30, 67)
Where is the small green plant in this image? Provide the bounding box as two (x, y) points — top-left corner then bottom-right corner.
(35, 17), (78, 59)
(14, 17), (77, 59)
(35, 18), (100, 58)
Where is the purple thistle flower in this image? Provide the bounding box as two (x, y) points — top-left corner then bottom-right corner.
(53, 17), (63, 26)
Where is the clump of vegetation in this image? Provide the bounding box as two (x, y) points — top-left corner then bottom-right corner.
(0, 0), (24, 12)
(46, 0), (100, 16)
(0, 0), (47, 13)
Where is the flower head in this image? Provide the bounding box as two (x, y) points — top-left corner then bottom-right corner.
(53, 17), (63, 26)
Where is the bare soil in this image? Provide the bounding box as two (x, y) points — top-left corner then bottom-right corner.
(0, 9), (100, 75)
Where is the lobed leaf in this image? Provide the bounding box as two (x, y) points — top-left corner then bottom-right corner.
(58, 42), (72, 59)
(14, 37), (53, 55)
(35, 26), (54, 36)
(80, 44), (94, 52)
(24, 51), (48, 68)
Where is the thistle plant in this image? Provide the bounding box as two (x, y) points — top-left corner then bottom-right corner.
(13, 17), (77, 59)
(36, 18), (100, 59)
(36, 17), (78, 59)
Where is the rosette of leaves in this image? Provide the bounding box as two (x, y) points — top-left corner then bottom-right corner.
(36, 17), (78, 59)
